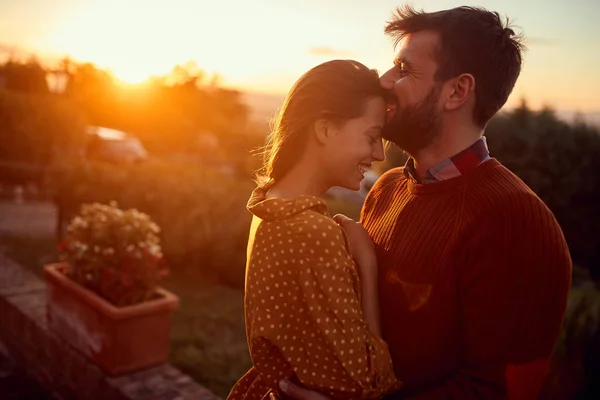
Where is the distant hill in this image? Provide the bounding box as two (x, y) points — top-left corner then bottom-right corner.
(240, 89), (600, 131)
(240, 91), (285, 124)
(555, 110), (600, 129)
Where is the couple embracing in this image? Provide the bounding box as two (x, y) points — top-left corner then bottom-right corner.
(229, 5), (571, 400)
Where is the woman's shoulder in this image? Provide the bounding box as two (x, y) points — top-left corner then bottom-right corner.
(248, 197), (350, 258)
(251, 210), (343, 244)
(283, 210), (353, 258)
(287, 209), (343, 238)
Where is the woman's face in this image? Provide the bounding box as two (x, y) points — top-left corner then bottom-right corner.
(322, 97), (386, 191)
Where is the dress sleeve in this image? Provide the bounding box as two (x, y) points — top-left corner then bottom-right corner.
(248, 215), (400, 400)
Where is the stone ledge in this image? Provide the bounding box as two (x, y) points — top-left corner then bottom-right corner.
(0, 255), (221, 400)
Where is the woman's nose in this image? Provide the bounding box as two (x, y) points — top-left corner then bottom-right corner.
(373, 140), (385, 162)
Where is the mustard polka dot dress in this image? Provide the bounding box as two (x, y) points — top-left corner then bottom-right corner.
(227, 187), (400, 400)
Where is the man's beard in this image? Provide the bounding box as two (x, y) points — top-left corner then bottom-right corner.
(382, 84), (442, 156)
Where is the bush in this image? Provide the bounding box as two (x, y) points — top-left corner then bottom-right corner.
(51, 159), (255, 289)
(486, 106), (600, 278)
(64, 62), (251, 156)
(0, 60), (49, 94)
(0, 89), (86, 165)
(324, 197), (362, 221)
(540, 279), (600, 399)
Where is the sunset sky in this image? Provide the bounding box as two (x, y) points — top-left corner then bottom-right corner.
(1, 0), (598, 112)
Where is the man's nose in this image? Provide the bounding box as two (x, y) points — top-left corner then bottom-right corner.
(380, 69), (395, 90)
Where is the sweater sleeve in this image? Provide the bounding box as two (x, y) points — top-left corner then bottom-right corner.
(249, 216), (400, 400)
(399, 192), (572, 400)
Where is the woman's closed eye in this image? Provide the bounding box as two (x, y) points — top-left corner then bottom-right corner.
(367, 127), (382, 144)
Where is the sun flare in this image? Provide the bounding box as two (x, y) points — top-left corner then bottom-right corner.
(48, 1), (204, 84)
(43, 0), (346, 91)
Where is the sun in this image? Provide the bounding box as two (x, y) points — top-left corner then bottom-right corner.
(47, 1), (189, 84)
(44, 0), (327, 93)
(112, 69), (149, 85)
(108, 61), (170, 85)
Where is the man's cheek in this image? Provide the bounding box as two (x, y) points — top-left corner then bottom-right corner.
(392, 83), (413, 108)
(385, 100), (398, 123)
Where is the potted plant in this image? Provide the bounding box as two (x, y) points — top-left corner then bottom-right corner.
(44, 202), (179, 376)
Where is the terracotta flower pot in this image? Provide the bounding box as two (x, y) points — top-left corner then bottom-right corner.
(44, 262), (179, 376)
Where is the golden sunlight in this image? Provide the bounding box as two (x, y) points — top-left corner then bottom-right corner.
(44, 0), (349, 90)
(48, 1), (211, 83)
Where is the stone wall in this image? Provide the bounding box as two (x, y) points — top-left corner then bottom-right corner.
(0, 255), (221, 400)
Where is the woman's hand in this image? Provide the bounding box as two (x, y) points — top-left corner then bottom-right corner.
(333, 214), (377, 281)
(272, 379), (333, 400)
(333, 214), (382, 335)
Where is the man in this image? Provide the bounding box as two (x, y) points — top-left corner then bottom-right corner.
(278, 5), (572, 399)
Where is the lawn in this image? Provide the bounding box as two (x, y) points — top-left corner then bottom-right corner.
(162, 277), (250, 397)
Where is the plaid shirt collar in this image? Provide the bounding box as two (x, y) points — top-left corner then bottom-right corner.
(404, 137), (491, 184)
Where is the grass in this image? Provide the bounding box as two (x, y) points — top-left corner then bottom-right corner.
(0, 234), (250, 398)
(163, 277), (251, 397)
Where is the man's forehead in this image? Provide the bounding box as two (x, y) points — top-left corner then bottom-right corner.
(395, 30), (439, 64)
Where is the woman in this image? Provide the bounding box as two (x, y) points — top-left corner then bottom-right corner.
(228, 60), (400, 400)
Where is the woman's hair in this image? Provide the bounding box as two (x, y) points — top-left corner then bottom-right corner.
(257, 59), (387, 187)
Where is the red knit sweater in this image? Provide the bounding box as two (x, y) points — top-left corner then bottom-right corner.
(361, 158), (572, 399)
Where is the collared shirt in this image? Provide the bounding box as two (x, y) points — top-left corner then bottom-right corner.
(404, 137), (491, 184)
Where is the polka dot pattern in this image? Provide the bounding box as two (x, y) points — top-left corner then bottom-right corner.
(227, 188), (401, 400)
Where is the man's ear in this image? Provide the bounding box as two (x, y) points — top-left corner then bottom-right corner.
(313, 118), (333, 145)
(444, 73), (475, 111)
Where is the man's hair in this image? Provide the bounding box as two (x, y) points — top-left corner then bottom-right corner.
(385, 5), (525, 127)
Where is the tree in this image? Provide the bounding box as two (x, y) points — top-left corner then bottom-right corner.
(487, 105), (600, 279)
(0, 58), (49, 93)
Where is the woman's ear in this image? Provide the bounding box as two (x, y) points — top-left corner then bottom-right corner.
(313, 118), (332, 145)
(444, 73), (475, 111)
